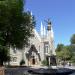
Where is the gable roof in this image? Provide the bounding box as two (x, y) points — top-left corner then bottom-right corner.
(33, 29), (41, 42)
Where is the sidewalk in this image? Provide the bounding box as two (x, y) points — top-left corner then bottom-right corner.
(57, 65), (75, 70)
(65, 66), (75, 70)
(30, 65), (48, 69)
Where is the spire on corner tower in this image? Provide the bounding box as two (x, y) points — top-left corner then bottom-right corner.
(40, 22), (46, 38)
(51, 26), (54, 38)
(30, 11), (33, 16)
(44, 26), (46, 37)
(40, 22), (43, 37)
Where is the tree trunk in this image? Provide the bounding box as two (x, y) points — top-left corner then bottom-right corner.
(0, 61), (3, 66)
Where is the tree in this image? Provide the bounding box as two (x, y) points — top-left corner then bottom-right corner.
(0, 0), (35, 66)
(56, 44), (72, 64)
(56, 44), (64, 52)
(0, 32), (10, 66)
(0, 45), (10, 66)
(20, 59), (25, 66)
(70, 34), (75, 44)
(70, 45), (75, 63)
(56, 44), (64, 59)
(0, 0), (35, 48)
(42, 60), (48, 66)
(62, 46), (72, 61)
(70, 34), (75, 63)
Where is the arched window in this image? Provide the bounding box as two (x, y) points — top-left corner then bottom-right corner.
(44, 42), (49, 53)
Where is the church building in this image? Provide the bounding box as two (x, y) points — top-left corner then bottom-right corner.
(9, 19), (55, 66)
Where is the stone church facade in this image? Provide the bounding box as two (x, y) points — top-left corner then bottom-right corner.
(9, 20), (55, 66)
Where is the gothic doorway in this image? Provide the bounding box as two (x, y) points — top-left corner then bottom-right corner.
(32, 56), (35, 65)
(29, 55), (36, 65)
(26, 45), (41, 66)
(27, 55), (37, 66)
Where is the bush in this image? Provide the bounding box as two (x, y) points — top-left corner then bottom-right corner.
(71, 56), (75, 63)
(41, 60), (48, 66)
(20, 59), (25, 66)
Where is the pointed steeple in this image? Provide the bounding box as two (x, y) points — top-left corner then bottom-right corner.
(30, 11), (33, 16)
(40, 21), (43, 37)
(47, 22), (54, 39)
(44, 26), (46, 37)
(40, 22), (46, 38)
(51, 26), (54, 38)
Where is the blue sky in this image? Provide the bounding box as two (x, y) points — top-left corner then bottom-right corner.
(24, 0), (75, 47)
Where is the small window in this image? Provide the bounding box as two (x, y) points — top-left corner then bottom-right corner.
(13, 57), (17, 62)
(44, 42), (49, 53)
(46, 46), (48, 53)
(45, 46), (48, 53)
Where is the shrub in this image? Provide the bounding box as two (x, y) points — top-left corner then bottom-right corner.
(41, 60), (48, 66)
(20, 59), (25, 66)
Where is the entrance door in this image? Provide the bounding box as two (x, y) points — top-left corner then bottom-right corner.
(32, 56), (35, 65)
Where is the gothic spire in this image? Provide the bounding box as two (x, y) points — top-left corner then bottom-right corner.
(40, 22), (46, 38)
(44, 25), (46, 37)
(40, 21), (43, 37)
(51, 26), (54, 38)
(30, 11), (32, 16)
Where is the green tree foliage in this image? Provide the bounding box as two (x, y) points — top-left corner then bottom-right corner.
(20, 59), (25, 66)
(56, 34), (75, 64)
(56, 44), (72, 61)
(62, 46), (72, 60)
(0, 32), (10, 66)
(71, 55), (75, 63)
(69, 45), (75, 63)
(70, 34), (75, 44)
(0, 45), (10, 66)
(56, 44), (64, 59)
(42, 60), (48, 66)
(70, 34), (75, 63)
(0, 0), (35, 49)
(68, 45), (75, 53)
(56, 44), (64, 52)
(0, 0), (35, 66)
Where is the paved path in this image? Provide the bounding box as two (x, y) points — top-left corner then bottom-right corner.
(57, 65), (75, 70)
(30, 65), (75, 70)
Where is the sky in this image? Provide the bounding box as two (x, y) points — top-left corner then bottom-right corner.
(24, 0), (75, 47)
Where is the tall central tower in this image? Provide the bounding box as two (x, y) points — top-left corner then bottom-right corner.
(46, 19), (55, 55)
(47, 19), (52, 31)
